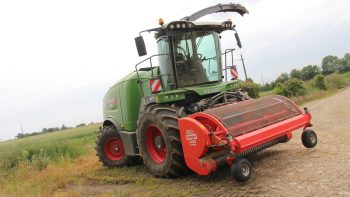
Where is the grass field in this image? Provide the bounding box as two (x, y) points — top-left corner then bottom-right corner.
(0, 124), (100, 197)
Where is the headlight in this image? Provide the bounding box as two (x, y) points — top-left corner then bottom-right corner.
(167, 21), (194, 30)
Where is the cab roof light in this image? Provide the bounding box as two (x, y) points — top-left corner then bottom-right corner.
(222, 19), (233, 30)
(159, 18), (164, 26)
(167, 21), (194, 30)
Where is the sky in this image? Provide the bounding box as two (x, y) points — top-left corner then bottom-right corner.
(0, 0), (349, 140)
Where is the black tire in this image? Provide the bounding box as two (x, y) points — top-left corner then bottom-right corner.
(137, 105), (188, 177)
(231, 158), (252, 182)
(95, 126), (133, 168)
(302, 129), (317, 148)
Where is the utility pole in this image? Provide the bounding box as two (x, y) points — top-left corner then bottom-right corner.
(20, 123), (24, 134)
(261, 76), (265, 86)
(240, 54), (248, 81)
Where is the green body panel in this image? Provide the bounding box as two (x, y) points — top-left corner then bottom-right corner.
(156, 80), (239, 103)
(155, 89), (187, 103)
(103, 68), (158, 131)
(104, 67), (239, 132)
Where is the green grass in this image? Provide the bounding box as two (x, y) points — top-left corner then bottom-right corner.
(0, 124), (100, 196)
(259, 90), (273, 97)
(341, 71), (350, 80)
(0, 124), (99, 172)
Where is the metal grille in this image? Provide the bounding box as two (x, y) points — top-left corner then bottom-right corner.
(204, 95), (302, 137)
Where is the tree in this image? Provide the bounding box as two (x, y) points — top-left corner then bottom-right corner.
(338, 53), (350, 73)
(61, 124), (68, 130)
(284, 78), (305, 96)
(344, 53), (350, 65)
(16, 133), (24, 139)
(290, 69), (302, 79)
(321, 55), (340, 75)
(274, 78), (305, 97)
(314, 74), (327, 90)
(276, 72), (289, 84)
(239, 81), (259, 98)
(273, 83), (287, 96)
(300, 65), (321, 81)
(338, 64), (350, 73)
(272, 72), (289, 87)
(259, 82), (273, 91)
(246, 78), (254, 83)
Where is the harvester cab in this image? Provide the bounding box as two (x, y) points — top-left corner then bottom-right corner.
(135, 4), (248, 92)
(96, 3), (318, 183)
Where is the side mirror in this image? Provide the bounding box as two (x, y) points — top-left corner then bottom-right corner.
(234, 32), (242, 49)
(135, 36), (147, 56)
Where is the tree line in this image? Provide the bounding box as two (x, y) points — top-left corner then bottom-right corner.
(16, 123), (91, 139)
(260, 53), (350, 91)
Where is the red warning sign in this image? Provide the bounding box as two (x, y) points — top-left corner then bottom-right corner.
(230, 66), (238, 79)
(150, 79), (162, 93)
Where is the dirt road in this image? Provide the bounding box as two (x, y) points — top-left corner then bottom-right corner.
(57, 88), (350, 196)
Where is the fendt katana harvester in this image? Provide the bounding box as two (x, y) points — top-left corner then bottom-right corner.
(96, 3), (317, 182)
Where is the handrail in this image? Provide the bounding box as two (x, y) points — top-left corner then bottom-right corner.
(134, 54), (172, 98)
(134, 53), (170, 80)
(224, 49), (235, 81)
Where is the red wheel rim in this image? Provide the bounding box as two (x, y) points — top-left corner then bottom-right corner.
(104, 138), (125, 161)
(145, 124), (166, 163)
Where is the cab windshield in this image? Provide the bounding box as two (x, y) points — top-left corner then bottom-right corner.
(172, 31), (221, 87)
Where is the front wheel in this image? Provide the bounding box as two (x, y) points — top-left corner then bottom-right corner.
(95, 126), (133, 167)
(137, 106), (188, 177)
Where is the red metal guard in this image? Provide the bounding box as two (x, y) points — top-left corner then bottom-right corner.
(178, 95), (312, 175)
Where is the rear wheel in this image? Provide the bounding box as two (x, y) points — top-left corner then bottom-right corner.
(302, 129), (317, 148)
(95, 126), (133, 167)
(137, 105), (188, 177)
